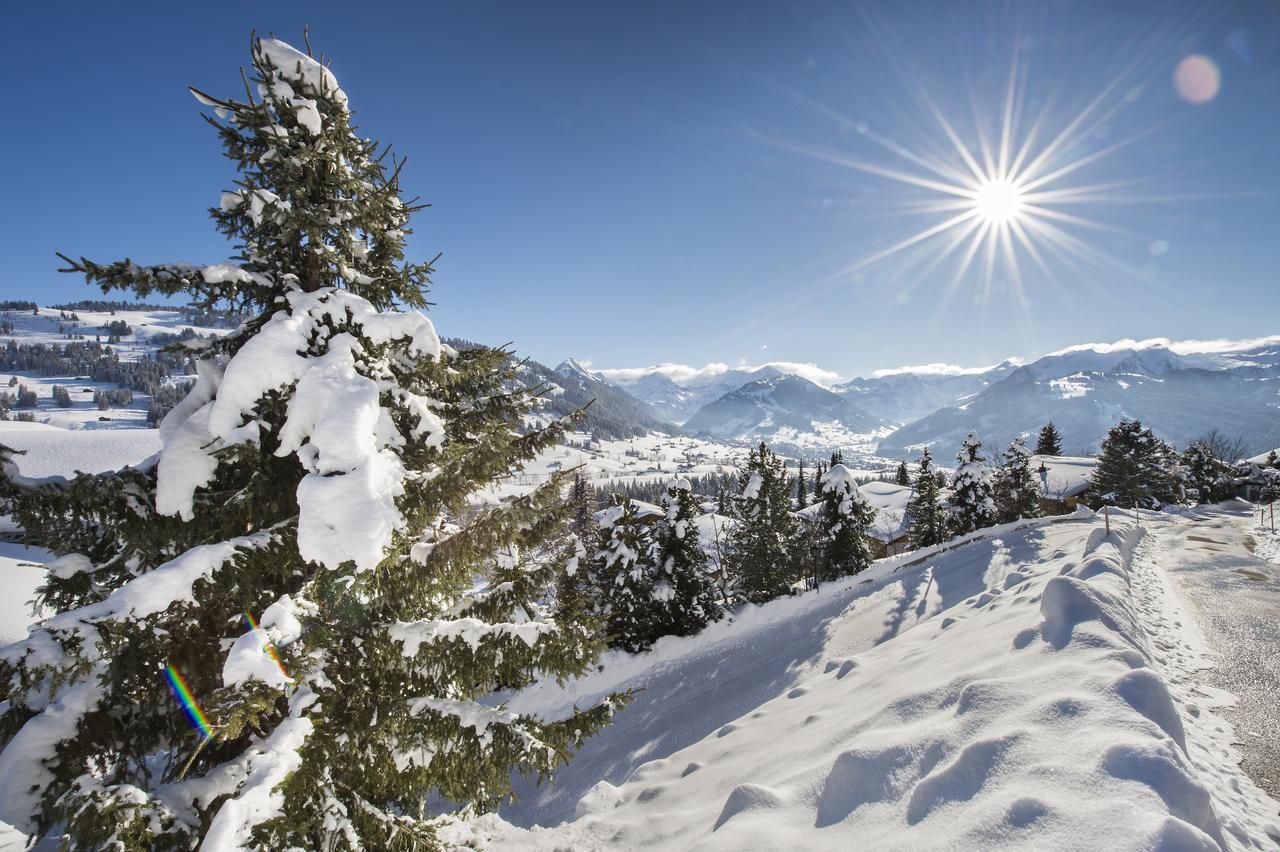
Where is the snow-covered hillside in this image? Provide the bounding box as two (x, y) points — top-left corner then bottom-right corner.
(0, 304), (229, 430)
(681, 374), (888, 456)
(876, 339), (1280, 458)
(474, 509), (1280, 849)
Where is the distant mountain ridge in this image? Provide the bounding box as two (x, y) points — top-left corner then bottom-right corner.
(581, 337), (1280, 458)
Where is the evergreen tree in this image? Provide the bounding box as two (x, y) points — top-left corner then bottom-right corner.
(51, 385), (73, 408)
(829, 450), (844, 467)
(813, 464), (876, 582)
(895, 461), (910, 487)
(1266, 450), (1279, 470)
(555, 474), (599, 623)
(906, 448), (947, 549)
(594, 497), (661, 653)
(651, 478), (722, 636)
(1091, 418), (1177, 508)
(993, 437), (1042, 523)
(726, 443), (796, 604)
(1035, 422), (1063, 456)
(947, 432), (996, 536)
(795, 458), (808, 508)
(0, 36), (621, 849)
(1181, 442), (1231, 505)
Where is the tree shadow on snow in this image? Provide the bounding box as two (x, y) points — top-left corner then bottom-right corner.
(501, 528), (1047, 828)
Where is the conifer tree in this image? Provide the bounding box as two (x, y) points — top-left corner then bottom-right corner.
(1091, 418), (1177, 508)
(796, 458), (808, 507)
(813, 464), (876, 581)
(727, 443), (796, 603)
(948, 432), (996, 536)
(651, 478), (722, 636)
(556, 474), (600, 622)
(895, 461), (910, 487)
(1266, 450), (1279, 470)
(1035, 421), (1063, 456)
(1181, 442), (1231, 505)
(993, 437), (1042, 523)
(906, 448), (947, 549)
(0, 36), (621, 849)
(594, 497), (661, 652)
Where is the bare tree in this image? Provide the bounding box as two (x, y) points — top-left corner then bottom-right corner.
(1194, 428), (1248, 465)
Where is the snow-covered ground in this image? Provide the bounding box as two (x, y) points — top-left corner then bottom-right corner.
(470, 509), (1279, 850)
(0, 420), (160, 477)
(0, 305), (229, 430)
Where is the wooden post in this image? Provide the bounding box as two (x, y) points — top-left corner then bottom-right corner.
(1105, 505), (1110, 535)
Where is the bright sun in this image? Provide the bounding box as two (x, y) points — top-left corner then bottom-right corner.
(973, 177), (1025, 225)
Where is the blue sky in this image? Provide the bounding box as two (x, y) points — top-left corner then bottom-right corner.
(2, 1), (1277, 379)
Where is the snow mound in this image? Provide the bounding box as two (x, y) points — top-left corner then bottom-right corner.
(482, 513), (1275, 849)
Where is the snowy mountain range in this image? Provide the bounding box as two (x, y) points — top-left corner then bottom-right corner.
(681, 374), (886, 454)
(874, 341), (1280, 458)
(583, 337), (1280, 459)
(3, 302), (1276, 460)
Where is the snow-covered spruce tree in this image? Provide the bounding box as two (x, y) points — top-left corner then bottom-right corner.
(1181, 442), (1232, 505)
(727, 443), (796, 604)
(795, 458), (808, 508)
(813, 464), (876, 582)
(0, 37), (622, 849)
(1091, 418), (1177, 508)
(906, 448), (947, 549)
(895, 461), (910, 487)
(651, 478), (722, 636)
(947, 431), (996, 537)
(555, 474), (599, 623)
(594, 496), (661, 653)
(992, 437), (1043, 523)
(1035, 421), (1063, 456)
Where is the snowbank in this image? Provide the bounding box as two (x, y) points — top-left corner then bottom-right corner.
(0, 421), (159, 478)
(481, 510), (1276, 849)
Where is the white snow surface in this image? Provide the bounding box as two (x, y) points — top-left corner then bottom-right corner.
(1033, 454), (1099, 500)
(0, 420), (160, 477)
(470, 510), (1279, 850)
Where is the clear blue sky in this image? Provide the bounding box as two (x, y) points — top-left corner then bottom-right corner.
(2, 1), (1276, 378)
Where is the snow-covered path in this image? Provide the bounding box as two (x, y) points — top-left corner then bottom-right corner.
(480, 511), (1280, 850)
(1130, 503), (1280, 804)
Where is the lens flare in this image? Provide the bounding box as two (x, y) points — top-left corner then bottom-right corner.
(243, 611), (292, 683)
(165, 663), (212, 738)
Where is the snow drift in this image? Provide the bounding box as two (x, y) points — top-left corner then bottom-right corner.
(479, 511), (1277, 849)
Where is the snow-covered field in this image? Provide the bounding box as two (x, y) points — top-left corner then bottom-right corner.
(472, 509), (1280, 850)
(0, 305), (228, 430)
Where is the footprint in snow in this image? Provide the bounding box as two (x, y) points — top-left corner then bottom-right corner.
(788, 687), (808, 699)
(717, 724), (738, 738)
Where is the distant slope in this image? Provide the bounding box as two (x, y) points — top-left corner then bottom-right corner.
(612, 366), (789, 425)
(682, 374), (885, 452)
(834, 362), (1019, 425)
(441, 342), (676, 440)
(878, 342), (1280, 457)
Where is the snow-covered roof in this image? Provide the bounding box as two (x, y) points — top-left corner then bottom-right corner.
(796, 479), (913, 543)
(1247, 447), (1279, 465)
(593, 499), (664, 525)
(1032, 454), (1097, 500)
